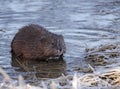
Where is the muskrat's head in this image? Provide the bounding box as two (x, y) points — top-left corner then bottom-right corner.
(42, 34), (66, 59)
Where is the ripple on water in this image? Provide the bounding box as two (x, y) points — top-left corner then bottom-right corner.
(9, 0), (50, 12)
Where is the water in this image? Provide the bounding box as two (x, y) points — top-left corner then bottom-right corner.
(0, 0), (120, 83)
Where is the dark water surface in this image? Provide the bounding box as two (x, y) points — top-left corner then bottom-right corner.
(0, 0), (120, 83)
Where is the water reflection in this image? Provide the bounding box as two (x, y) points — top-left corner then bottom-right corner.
(11, 56), (66, 78)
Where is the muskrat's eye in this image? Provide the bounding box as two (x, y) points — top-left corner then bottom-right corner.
(51, 43), (54, 45)
(51, 42), (55, 46)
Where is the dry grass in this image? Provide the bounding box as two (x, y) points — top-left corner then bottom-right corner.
(0, 67), (120, 89)
(85, 43), (120, 66)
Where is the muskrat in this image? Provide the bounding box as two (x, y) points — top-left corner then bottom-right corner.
(11, 24), (66, 61)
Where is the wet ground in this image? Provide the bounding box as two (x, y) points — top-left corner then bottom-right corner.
(0, 0), (120, 84)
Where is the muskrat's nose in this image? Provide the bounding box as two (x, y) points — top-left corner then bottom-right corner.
(59, 47), (63, 54)
(59, 48), (62, 51)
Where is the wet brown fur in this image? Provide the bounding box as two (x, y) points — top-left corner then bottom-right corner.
(11, 24), (66, 61)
